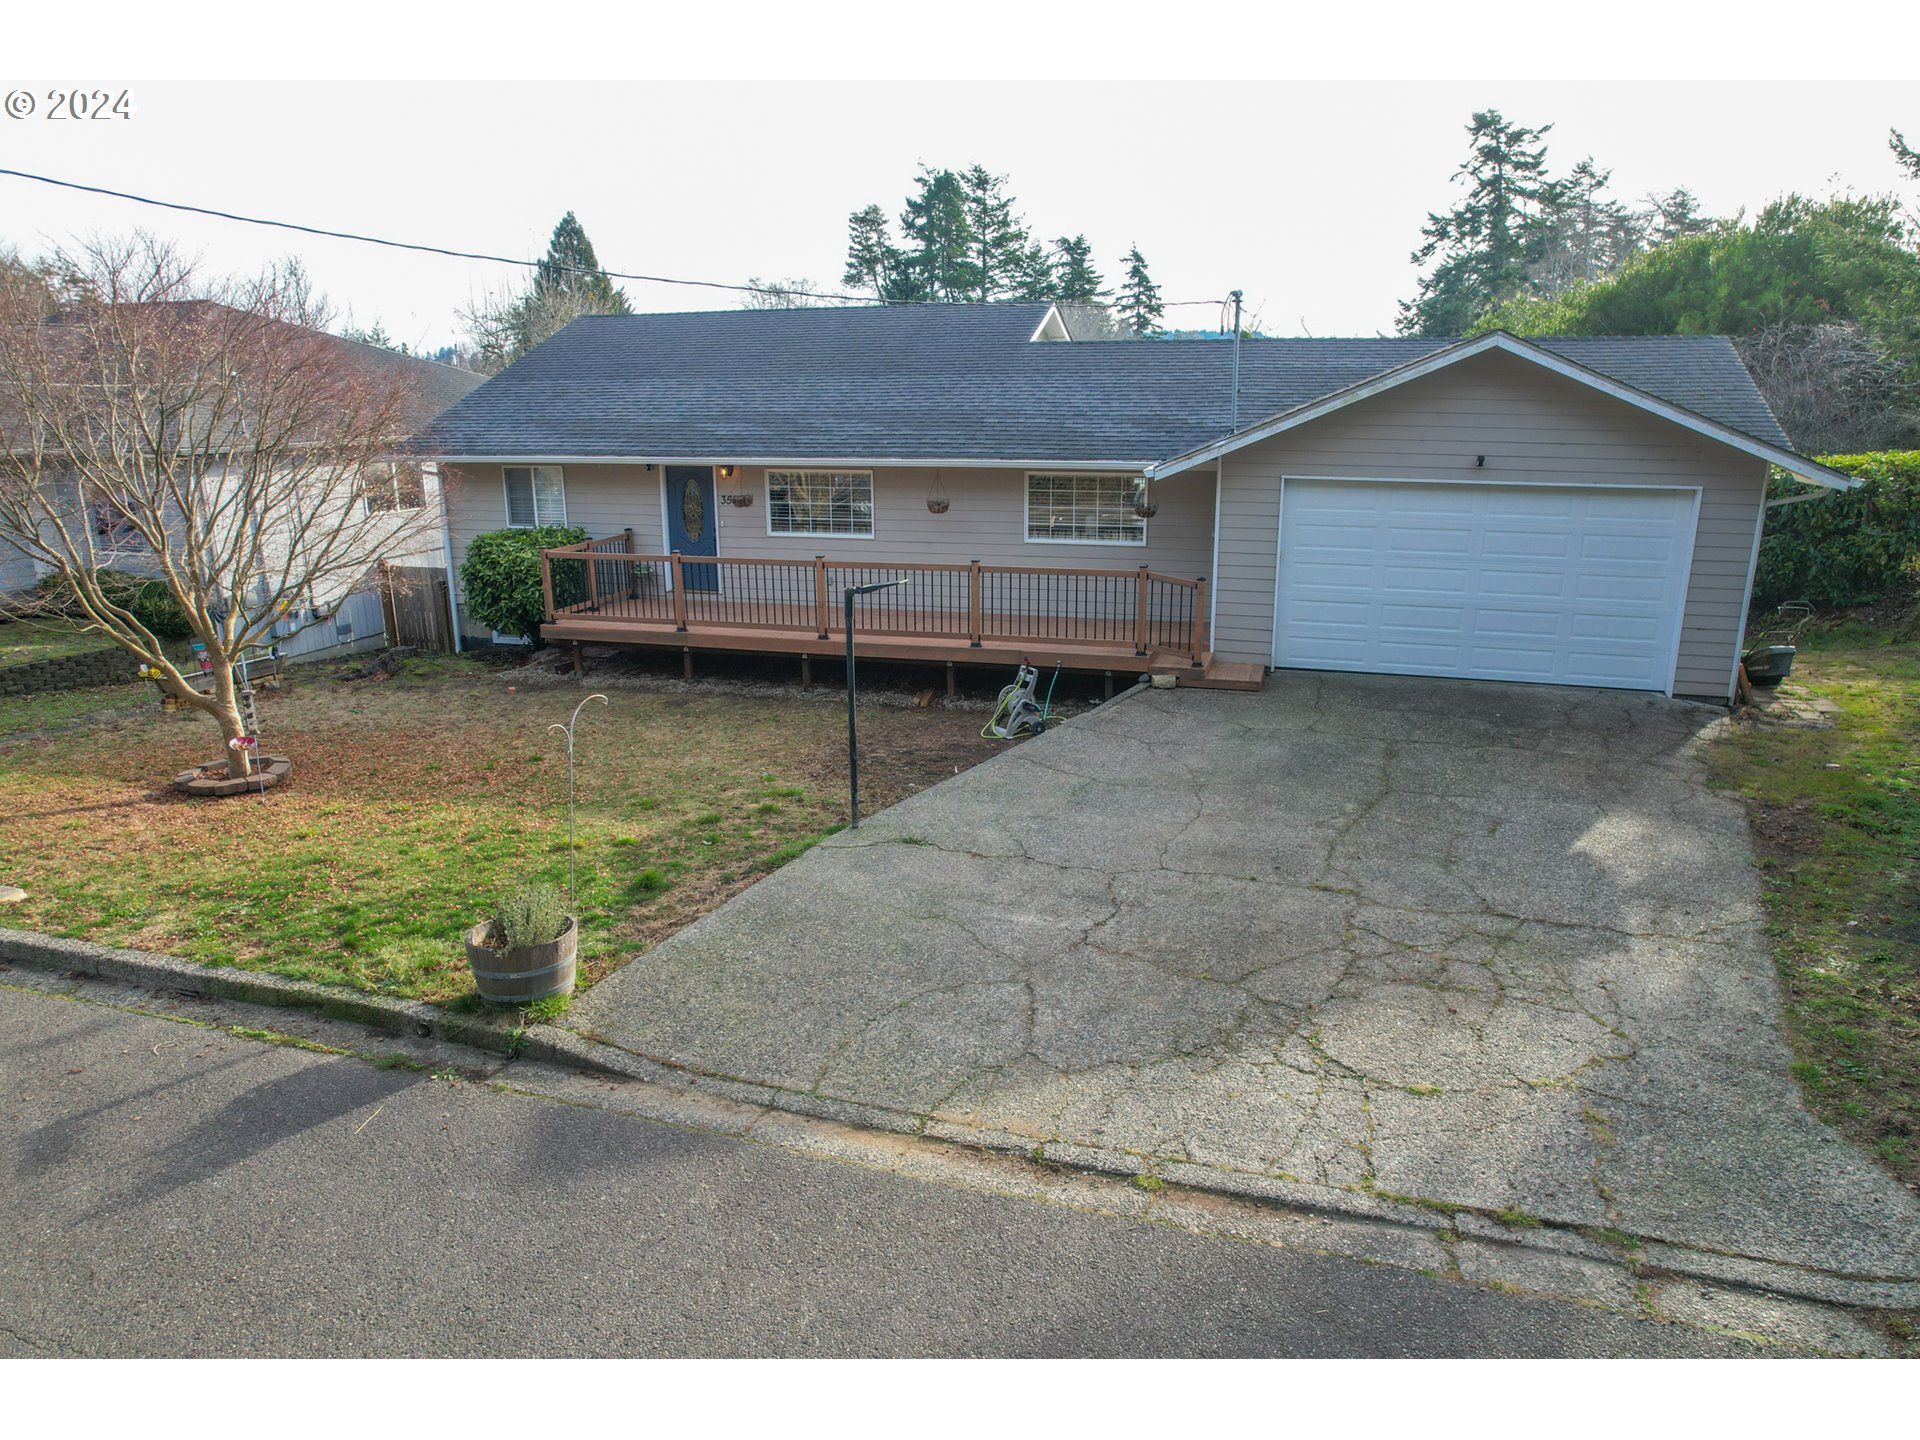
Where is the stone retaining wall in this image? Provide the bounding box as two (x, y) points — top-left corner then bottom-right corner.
(0, 639), (192, 696)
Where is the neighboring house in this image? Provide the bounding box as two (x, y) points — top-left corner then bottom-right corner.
(424, 303), (1849, 702)
(3, 310), (482, 657)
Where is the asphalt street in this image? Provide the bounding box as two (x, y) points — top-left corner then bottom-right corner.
(0, 985), (1757, 1357)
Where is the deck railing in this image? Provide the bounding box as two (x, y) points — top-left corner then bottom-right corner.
(540, 536), (1210, 663)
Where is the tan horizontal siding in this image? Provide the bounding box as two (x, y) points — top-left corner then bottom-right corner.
(1212, 349), (1767, 699)
(442, 462), (1215, 639)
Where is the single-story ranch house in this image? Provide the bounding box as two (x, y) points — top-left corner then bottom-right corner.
(423, 302), (1850, 702)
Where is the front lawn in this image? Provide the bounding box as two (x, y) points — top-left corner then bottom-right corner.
(1706, 623), (1920, 1190)
(0, 655), (1002, 1005)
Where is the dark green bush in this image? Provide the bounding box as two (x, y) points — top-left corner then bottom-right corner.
(1753, 452), (1920, 610)
(36, 568), (194, 639)
(459, 525), (587, 642)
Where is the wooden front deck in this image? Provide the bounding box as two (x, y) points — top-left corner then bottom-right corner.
(538, 537), (1263, 690)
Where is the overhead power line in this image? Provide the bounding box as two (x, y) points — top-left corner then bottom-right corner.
(0, 166), (1228, 310)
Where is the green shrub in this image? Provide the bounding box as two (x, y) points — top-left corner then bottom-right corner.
(36, 568), (193, 640)
(493, 881), (569, 948)
(1753, 452), (1920, 610)
(458, 525), (587, 643)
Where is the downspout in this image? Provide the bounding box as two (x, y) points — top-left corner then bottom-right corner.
(432, 462), (462, 653)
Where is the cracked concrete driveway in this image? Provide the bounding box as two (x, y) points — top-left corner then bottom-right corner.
(567, 673), (1920, 1287)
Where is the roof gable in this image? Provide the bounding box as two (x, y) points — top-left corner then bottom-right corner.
(1147, 332), (1851, 490)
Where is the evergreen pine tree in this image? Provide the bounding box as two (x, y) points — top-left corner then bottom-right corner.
(1398, 110), (1560, 335)
(959, 164), (1037, 301)
(1009, 240), (1058, 301)
(1645, 187), (1715, 247)
(1530, 158), (1644, 297)
(1114, 246), (1165, 335)
(900, 168), (981, 302)
(532, 212), (630, 314)
(1892, 129), (1920, 181)
(843, 203), (914, 301)
(1051, 235), (1105, 302)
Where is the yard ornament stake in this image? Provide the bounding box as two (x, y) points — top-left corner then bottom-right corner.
(548, 693), (608, 909)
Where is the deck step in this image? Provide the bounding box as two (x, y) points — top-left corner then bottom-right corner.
(1177, 661), (1265, 692)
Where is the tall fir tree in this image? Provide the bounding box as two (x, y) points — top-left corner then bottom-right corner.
(1645, 187), (1715, 247)
(900, 168), (981, 302)
(466, 210), (630, 371)
(1399, 110), (1561, 335)
(1893, 129), (1920, 181)
(959, 164), (1037, 301)
(1051, 235), (1105, 302)
(842, 203), (917, 302)
(532, 211), (630, 314)
(1530, 158), (1644, 298)
(1114, 246), (1165, 335)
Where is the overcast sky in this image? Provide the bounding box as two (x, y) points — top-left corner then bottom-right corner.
(6, 7), (1915, 351)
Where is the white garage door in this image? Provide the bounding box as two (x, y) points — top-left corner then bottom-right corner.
(1274, 479), (1696, 692)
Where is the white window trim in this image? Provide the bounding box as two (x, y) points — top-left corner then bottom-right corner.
(1022, 470), (1149, 547)
(362, 460), (427, 516)
(764, 467), (877, 541)
(502, 464), (568, 528)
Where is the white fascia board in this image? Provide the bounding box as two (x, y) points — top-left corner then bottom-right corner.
(1028, 304), (1071, 342)
(1146, 331), (1858, 492)
(432, 454), (1160, 472)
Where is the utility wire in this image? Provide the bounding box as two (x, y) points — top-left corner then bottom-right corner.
(0, 166), (1228, 309)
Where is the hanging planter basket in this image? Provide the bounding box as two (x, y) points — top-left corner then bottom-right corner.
(927, 470), (951, 514)
(1132, 478), (1158, 519)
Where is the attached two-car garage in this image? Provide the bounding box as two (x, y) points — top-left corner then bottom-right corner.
(1272, 478), (1698, 693)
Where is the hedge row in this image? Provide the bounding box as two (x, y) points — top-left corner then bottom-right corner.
(1753, 451), (1920, 610)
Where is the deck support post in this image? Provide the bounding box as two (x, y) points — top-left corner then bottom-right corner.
(1193, 575), (1211, 668)
(670, 552), (689, 632)
(682, 647), (693, 681)
(540, 551), (556, 624)
(623, 527), (638, 598)
(1104, 670), (1114, 701)
(1134, 565), (1150, 657)
(968, 559), (983, 647)
(801, 654), (812, 689)
(571, 641), (582, 677)
(586, 548), (601, 612)
(945, 661), (956, 698)
(814, 555), (829, 639)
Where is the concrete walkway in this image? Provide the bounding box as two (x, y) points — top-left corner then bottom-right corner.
(567, 673), (1920, 1291)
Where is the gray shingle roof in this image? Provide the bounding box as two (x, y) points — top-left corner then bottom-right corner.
(421, 303), (1794, 465)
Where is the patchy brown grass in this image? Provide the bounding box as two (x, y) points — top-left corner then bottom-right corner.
(1708, 626), (1920, 1192)
(0, 654), (1005, 1004)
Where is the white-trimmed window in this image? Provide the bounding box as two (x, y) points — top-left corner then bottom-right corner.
(503, 465), (566, 527)
(362, 461), (427, 514)
(1026, 472), (1146, 544)
(767, 469), (873, 537)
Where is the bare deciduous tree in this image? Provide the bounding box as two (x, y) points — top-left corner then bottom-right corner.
(1735, 320), (1920, 454)
(0, 235), (445, 777)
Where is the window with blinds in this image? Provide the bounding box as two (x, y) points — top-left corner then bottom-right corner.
(504, 465), (566, 527)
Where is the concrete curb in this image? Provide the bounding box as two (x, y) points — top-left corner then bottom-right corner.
(4, 923), (1914, 1320)
(0, 927), (532, 1058)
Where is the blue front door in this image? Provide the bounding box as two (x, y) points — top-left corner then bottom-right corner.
(665, 465), (718, 591)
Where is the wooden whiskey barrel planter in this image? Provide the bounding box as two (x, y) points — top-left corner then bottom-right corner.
(463, 916), (578, 1004)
